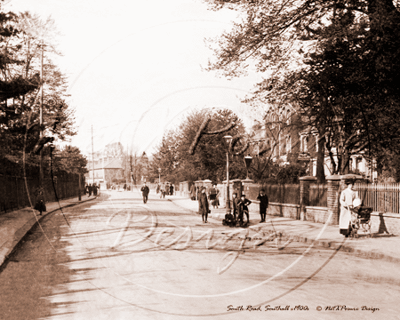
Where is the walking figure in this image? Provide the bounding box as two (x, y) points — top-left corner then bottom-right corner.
(34, 188), (46, 216)
(199, 187), (210, 223)
(141, 183), (150, 204)
(160, 184), (165, 198)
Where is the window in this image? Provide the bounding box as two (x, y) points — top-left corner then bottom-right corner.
(286, 136), (291, 153)
(300, 135), (308, 152)
(356, 157), (362, 172)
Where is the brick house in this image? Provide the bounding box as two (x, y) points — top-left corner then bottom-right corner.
(252, 104), (377, 179)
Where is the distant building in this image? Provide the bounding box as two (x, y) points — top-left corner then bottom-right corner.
(85, 142), (125, 186)
(85, 143), (152, 186)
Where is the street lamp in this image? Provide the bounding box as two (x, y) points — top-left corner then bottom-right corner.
(158, 167), (161, 184)
(224, 135), (233, 214)
(244, 155), (253, 180)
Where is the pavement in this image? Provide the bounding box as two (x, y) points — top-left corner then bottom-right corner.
(1, 191), (399, 271)
(0, 194), (98, 268)
(167, 194), (400, 263)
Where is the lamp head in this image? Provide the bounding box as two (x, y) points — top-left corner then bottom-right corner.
(224, 135), (233, 145)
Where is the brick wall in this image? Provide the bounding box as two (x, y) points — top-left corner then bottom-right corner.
(305, 206), (330, 224)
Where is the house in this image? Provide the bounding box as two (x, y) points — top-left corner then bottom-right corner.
(85, 142), (151, 187)
(85, 142), (125, 187)
(252, 104), (377, 180)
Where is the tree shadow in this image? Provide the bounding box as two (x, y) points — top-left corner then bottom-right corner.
(0, 213), (95, 319)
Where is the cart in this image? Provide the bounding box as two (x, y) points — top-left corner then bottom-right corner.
(349, 206), (373, 238)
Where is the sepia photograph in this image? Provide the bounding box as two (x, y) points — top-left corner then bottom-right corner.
(0, 0), (399, 319)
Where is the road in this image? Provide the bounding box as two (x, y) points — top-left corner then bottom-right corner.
(0, 190), (399, 320)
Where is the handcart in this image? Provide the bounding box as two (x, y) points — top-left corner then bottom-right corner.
(349, 206), (373, 238)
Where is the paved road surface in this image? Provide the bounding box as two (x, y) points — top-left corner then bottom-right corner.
(0, 190), (398, 319)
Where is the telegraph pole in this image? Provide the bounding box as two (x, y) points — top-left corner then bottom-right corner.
(39, 40), (44, 191)
(91, 125), (94, 185)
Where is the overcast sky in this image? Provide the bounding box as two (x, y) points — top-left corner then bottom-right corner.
(6, 0), (261, 156)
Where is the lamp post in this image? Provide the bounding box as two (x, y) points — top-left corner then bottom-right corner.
(224, 135), (233, 214)
(244, 155), (253, 180)
(158, 167), (161, 184)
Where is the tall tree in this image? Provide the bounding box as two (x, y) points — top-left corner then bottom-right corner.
(52, 145), (88, 175)
(151, 108), (247, 184)
(204, 0), (400, 176)
(0, 10), (76, 157)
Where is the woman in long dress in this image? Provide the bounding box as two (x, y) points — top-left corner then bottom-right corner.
(339, 179), (359, 237)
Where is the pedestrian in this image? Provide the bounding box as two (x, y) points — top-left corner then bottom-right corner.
(209, 184), (218, 208)
(339, 179), (360, 237)
(199, 187), (210, 223)
(197, 186), (201, 213)
(93, 183), (98, 196)
(160, 184), (165, 198)
(190, 183), (196, 201)
(170, 184), (174, 196)
(88, 184), (93, 196)
(123, 183), (127, 191)
(84, 184), (88, 195)
(238, 194), (251, 226)
(257, 189), (269, 223)
(215, 186), (220, 208)
(141, 183), (150, 204)
(156, 184), (160, 194)
(34, 188), (46, 216)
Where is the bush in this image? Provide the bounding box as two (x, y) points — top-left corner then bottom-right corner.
(276, 164), (307, 184)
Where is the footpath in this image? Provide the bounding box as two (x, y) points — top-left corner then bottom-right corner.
(168, 195), (400, 263)
(0, 195), (97, 268)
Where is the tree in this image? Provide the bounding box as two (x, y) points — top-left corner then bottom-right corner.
(52, 145), (88, 175)
(151, 108), (247, 184)
(0, 10), (76, 157)
(204, 0), (400, 176)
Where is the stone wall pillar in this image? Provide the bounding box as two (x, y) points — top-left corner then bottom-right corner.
(327, 175), (341, 225)
(241, 179), (253, 197)
(202, 179), (212, 193)
(299, 176), (317, 220)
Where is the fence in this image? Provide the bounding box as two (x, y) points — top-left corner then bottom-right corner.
(260, 184), (301, 205)
(355, 183), (400, 214)
(309, 184), (328, 207)
(0, 158), (82, 214)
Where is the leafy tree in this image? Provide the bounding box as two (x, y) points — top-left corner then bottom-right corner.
(0, 10), (75, 157)
(204, 0), (400, 177)
(52, 145), (88, 175)
(151, 108), (247, 184)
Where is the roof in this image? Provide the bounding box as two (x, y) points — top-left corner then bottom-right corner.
(104, 158), (124, 169)
(88, 158), (124, 171)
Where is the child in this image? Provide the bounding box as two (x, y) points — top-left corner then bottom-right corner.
(238, 194), (251, 226)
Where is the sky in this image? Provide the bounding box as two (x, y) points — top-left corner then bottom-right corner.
(5, 0), (262, 157)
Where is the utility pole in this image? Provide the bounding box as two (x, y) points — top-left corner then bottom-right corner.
(130, 152), (133, 190)
(39, 41), (44, 191)
(91, 125), (94, 185)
